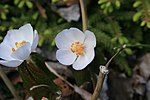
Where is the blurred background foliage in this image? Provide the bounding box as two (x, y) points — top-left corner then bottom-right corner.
(0, 0), (150, 97)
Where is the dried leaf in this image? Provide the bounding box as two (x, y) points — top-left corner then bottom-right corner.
(58, 4), (80, 22)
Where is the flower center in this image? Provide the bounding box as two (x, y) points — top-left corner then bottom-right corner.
(12, 40), (26, 52)
(70, 42), (85, 56)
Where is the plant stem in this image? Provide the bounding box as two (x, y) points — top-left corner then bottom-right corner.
(91, 45), (125, 100)
(92, 43), (150, 100)
(45, 62), (92, 100)
(79, 0), (87, 32)
(0, 66), (20, 100)
(105, 46), (125, 68)
(114, 44), (150, 49)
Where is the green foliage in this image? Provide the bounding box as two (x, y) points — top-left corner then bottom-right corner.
(133, 0), (150, 28)
(90, 0), (150, 76)
(0, 4), (9, 20)
(98, 0), (121, 14)
(18, 53), (58, 99)
(14, 0), (33, 8)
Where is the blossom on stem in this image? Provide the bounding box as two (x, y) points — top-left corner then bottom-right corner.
(0, 24), (38, 67)
(56, 28), (96, 70)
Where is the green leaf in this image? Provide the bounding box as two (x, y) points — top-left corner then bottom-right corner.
(57, 18), (63, 23)
(18, 1), (25, 8)
(0, 36), (3, 41)
(38, 35), (44, 46)
(4, 5), (9, 9)
(98, 0), (107, 4)
(106, 2), (111, 7)
(118, 37), (124, 45)
(101, 4), (106, 9)
(133, 1), (142, 8)
(140, 21), (146, 26)
(111, 37), (117, 42)
(115, 0), (120, 8)
(146, 22), (150, 28)
(108, 6), (113, 13)
(0, 26), (6, 31)
(122, 37), (129, 43)
(14, 0), (19, 5)
(26, 1), (33, 8)
(52, 0), (60, 3)
(115, 56), (132, 76)
(32, 12), (39, 20)
(125, 48), (133, 55)
(51, 39), (56, 46)
(1, 12), (6, 20)
(103, 7), (108, 14)
(133, 12), (142, 22)
(18, 53), (58, 99)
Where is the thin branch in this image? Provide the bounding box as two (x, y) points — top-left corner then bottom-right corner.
(45, 62), (92, 100)
(79, 0), (87, 32)
(91, 45), (126, 100)
(0, 66), (21, 100)
(114, 44), (150, 49)
(105, 46), (125, 68)
(92, 43), (150, 100)
(34, 0), (47, 19)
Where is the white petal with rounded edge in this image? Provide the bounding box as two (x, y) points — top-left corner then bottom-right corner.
(0, 59), (23, 67)
(56, 28), (85, 49)
(73, 48), (95, 70)
(4, 30), (24, 49)
(56, 29), (74, 49)
(4, 24), (33, 46)
(19, 23), (33, 44)
(56, 49), (77, 65)
(84, 30), (96, 48)
(68, 28), (85, 43)
(11, 42), (31, 60)
(0, 42), (14, 60)
(31, 30), (38, 51)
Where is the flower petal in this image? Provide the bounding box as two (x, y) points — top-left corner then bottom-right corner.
(4, 24), (33, 46)
(19, 23), (33, 44)
(84, 30), (96, 48)
(73, 48), (95, 70)
(11, 42), (31, 60)
(0, 59), (23, 67)
(56, 28), (85, 49)
(4, 30), (24, 49)
(68, 28), (85, 43)
(56, 49), (77, 65)
(0, 42), (14, 60)
(56, 29), (73, 49)
(31, 30), (38, 51)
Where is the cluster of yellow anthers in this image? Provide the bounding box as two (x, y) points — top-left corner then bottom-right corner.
(12, 40), (26, 52)
(70, 42), (85, 56)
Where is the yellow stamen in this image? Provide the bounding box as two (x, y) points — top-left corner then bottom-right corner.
(12, 48), (15, 52)
(70, 42), (85, 56)
(12, 40), (26, 52)
(15, 40), (26, 48)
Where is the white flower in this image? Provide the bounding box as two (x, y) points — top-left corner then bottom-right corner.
(0, 23), (38, 67)
(56, 28), (96, 70)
